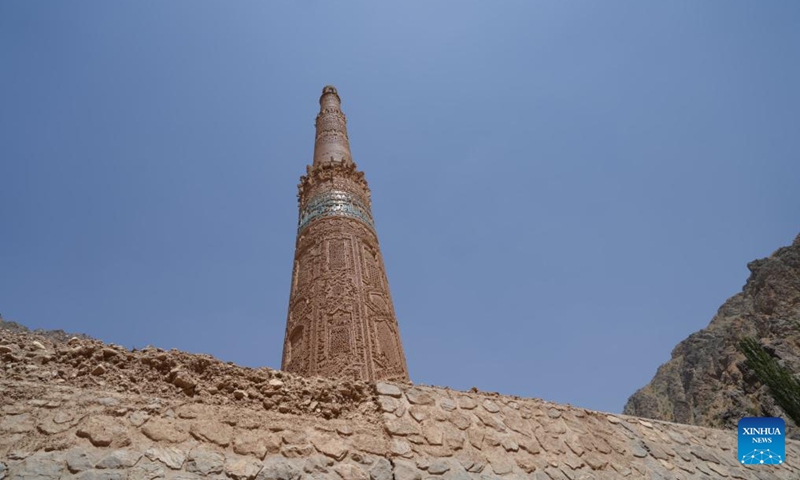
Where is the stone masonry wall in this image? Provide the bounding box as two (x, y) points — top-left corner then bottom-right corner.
(2, 328), (800, 479)
(4, 379), (800, 479)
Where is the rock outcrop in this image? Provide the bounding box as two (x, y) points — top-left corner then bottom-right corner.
(3, 321), (800, 478)
(625, 233), (800, 436)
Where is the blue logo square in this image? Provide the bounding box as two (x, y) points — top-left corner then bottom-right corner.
(738, 417), (785, 465)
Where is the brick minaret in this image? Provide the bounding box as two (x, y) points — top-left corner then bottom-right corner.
(281, 86), (409, 382)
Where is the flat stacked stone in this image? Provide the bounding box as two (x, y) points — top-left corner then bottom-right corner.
(2, 378), (799, 479)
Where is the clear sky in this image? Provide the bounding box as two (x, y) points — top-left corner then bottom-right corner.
(1, 2), (798, 414)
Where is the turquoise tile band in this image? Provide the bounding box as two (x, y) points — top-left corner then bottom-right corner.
(298, 190), (374, 233)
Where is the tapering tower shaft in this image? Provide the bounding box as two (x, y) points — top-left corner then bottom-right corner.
(313, 86), (353, 166)
(282, 86), (409, 382)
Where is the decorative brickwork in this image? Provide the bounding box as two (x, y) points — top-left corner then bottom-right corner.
(282, 86), (409, 382)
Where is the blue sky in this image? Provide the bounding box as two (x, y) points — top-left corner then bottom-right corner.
(1, 2), (798, 414)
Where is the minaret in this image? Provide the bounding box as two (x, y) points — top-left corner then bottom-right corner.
(281, 86), (410, 382)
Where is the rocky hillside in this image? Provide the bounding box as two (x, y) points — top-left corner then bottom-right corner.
(624, 233), (800, 436)
(0, 317), (93, 343)
(4, 320), (799, 478)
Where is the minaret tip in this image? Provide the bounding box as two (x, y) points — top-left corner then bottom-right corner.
(313, 85), (351, 165)
(319, 85), (340, 104)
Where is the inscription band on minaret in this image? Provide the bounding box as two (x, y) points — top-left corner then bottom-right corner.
(281, 86), (409, 382)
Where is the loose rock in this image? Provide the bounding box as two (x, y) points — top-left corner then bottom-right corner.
(375, 382), (402, 398)
(256, 457), (301, 480)
(185, 448), (225, 475)
(369, 457), (393, 480)
(145, 446), (186, 470)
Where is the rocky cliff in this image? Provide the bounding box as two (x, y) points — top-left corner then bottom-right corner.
(624, 233), (800, 436)
(2, 320), (800, 478)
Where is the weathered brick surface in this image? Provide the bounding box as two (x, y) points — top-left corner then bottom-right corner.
(281, 86), (409, 383)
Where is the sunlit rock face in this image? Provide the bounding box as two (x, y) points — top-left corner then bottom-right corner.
(625, 233), (800, 437)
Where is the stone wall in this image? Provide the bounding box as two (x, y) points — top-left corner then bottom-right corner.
(2, 327), (800, 479)
(3, 378), (800, 479)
